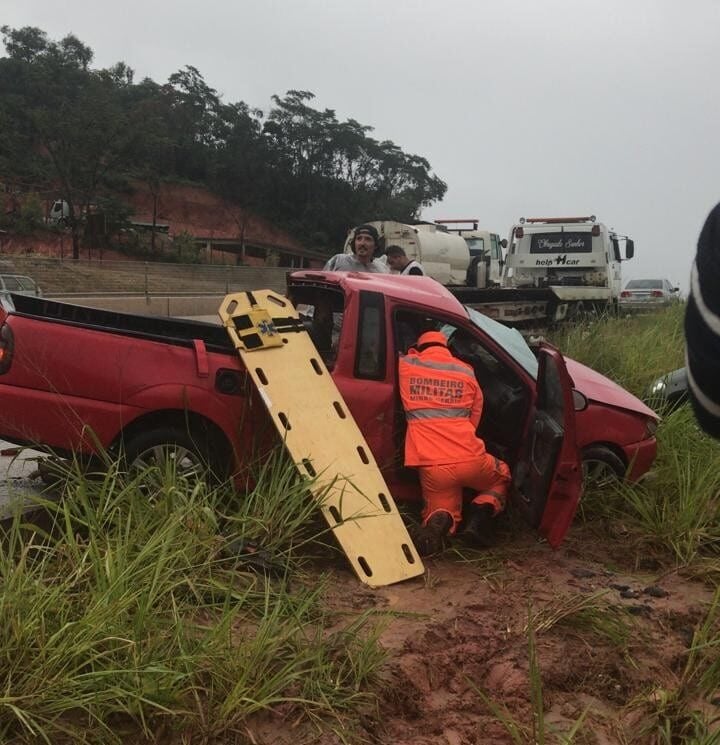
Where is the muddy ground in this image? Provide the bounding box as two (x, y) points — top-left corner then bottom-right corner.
(248, 519), (719, 745)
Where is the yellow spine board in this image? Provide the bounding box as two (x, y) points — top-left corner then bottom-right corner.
(218, 290), (424, 587)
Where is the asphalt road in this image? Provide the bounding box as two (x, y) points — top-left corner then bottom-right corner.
(0, 441), (48, 517)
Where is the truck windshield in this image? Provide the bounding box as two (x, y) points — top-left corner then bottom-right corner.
(529, 232), (592, 254)
(465, 306), (538, 378)
(466, 237), (485, 257)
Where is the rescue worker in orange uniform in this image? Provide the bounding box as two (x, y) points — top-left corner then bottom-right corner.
(398, 330), (512, 555)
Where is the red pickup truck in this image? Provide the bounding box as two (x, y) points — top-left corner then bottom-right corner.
(0, 272), (658, 547)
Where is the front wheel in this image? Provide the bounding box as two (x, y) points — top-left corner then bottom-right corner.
(581, 445), (626, 490)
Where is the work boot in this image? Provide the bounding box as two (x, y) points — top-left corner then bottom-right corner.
(410, 511), (453, 557)
(462, 504), (496, 548)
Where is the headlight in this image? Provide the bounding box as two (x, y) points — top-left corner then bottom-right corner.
(645, 418), (658, 437)
(649, 379), (667, 395)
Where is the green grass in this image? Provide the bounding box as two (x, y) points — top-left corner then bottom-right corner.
(552, 306), (720, 566)
(3, 304), (720, 742)
(550, 304), (686, 399)
(0, 452), (386, 744)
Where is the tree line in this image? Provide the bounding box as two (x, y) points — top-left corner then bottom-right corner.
(0, 26), (447, 259)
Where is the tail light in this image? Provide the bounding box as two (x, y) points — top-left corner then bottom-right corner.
(515, 226), (524, 238)
(651, 290), (663, 297)
(0, 324), (14, 374)
(591, 225), (600, 236)
(620, 291), (631, 297)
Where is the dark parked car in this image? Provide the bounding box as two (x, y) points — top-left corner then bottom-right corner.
(646, 367), (688, 409)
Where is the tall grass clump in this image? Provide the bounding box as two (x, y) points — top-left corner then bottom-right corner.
(552, 306), (720, 567)
(0, 451), (387, 743)
(551, 304), (685, 398)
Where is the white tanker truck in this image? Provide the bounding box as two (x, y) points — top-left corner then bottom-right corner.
(343, 216), (635, 328)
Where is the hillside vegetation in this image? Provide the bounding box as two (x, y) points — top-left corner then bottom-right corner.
(0, 25), (446, 258)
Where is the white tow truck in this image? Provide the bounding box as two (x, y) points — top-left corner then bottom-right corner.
(503, 215), (635, 318)
(343, 216), (635, 329)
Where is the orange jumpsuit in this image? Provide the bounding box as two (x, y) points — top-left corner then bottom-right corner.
(398, 333), (511, 534)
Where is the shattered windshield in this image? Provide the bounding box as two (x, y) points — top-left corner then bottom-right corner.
(466, 306), (539, 378)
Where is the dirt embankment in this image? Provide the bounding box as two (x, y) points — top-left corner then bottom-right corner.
(249, 523), (718, 745)
(0, 182), (304, 259)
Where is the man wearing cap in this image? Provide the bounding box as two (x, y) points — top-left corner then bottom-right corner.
(398, 330), (512, 555)
(324, 224), (389, 273)
(386, 245), (426, 276)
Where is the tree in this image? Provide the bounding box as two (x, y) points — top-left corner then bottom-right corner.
(0, 27), (448, 258)
(0, 26), (156, 258)
(261, 90), (447, 245)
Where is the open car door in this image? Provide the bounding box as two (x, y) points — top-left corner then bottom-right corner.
(511, 344), (582, 548)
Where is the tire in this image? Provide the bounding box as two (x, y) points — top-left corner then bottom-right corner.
(568, 301), (587, 322)
(581, 445), (626, 490)
(123, 426), (226, 486)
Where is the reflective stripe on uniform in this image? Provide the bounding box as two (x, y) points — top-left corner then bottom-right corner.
(406, 407), (472, 420)
(400, 355), (475, 378)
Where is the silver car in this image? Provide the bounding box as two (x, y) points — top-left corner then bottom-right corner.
(0, 274), (43, 297)
(619, 278), (679, 311)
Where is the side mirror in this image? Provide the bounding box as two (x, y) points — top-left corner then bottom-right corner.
(500, 238), (508, 249)
(673, 287), (680, 293)
(625, 239), (635, 260)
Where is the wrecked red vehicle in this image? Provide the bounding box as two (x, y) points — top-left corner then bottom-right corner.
(0, 272), (658, 547)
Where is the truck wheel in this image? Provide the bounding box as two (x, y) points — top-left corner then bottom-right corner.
(124, 427), (225, 485)
(568, 301), (587, 322)
(581, 446), (626, 489)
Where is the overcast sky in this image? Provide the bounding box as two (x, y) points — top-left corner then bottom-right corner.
(5, 0), (720, 290)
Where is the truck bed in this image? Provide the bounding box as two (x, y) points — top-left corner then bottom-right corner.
(6, 293), (236, 355)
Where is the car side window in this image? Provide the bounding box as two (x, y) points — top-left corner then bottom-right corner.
(17, 277), (36, 291)
(2, 276), (21, 291)
(289, 286), (344, 370)
(537, 355), (565, 427)
(355, 291), (386, 380)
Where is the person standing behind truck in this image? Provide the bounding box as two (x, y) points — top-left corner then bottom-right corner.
(398, 330), (512, 555)
(685, 202), (720, 438)
(386, 245), (426, 275)
(324, 224), (389, 273)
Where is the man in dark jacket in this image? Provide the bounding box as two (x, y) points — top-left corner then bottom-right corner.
(685, 203), (720, 438)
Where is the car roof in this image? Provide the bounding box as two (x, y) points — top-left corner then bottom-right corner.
(625, 278), (665, 287)
(289, 270), (466, 316)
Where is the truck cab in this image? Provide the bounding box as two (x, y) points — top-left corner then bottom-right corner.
(434, 219), (507, 288)
(503, 216), (635, 309)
